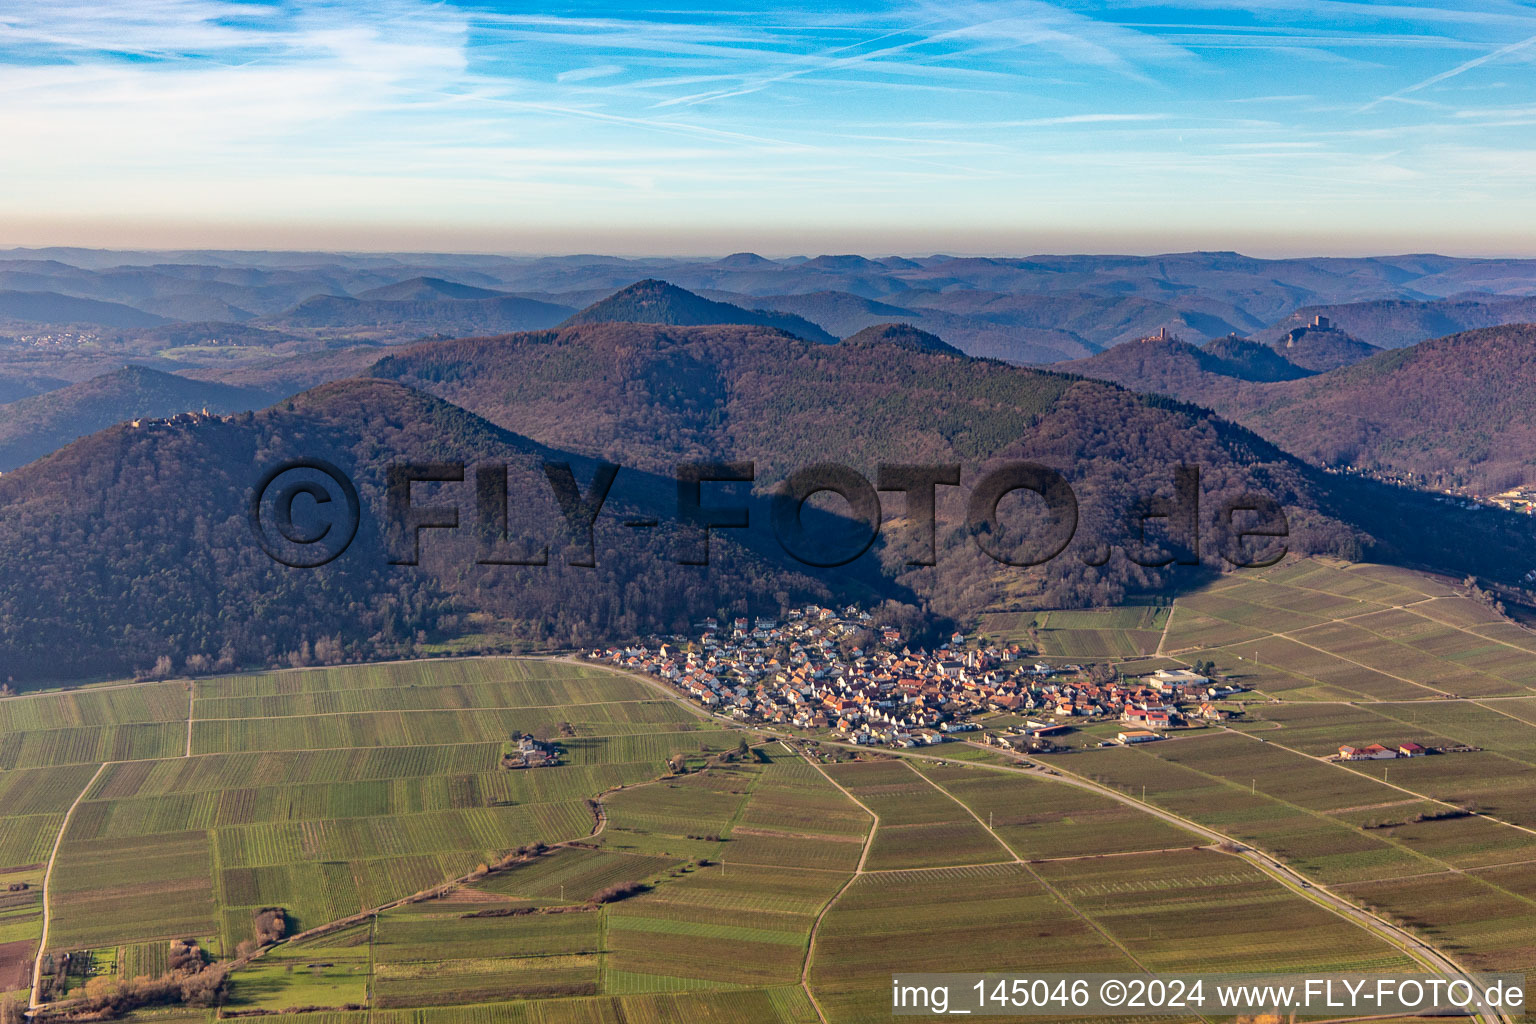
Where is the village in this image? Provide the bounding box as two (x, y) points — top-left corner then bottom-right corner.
(586, 605), (1249, 751)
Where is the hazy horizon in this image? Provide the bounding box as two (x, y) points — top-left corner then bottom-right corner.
(6, 239), (1536, 262)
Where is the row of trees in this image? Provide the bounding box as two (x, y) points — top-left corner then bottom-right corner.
(135, 636), (354, 681)
(63, 965), (228, 1020)
(32, 940), (225, 1022)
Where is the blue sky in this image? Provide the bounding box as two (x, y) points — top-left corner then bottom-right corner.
(2, 0), (1535, 254)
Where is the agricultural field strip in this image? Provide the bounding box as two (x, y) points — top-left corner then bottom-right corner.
(16, 644), (1515, 1013)
(1272, 632), (1470, 699)
(29, 669), (731, 1001)
(1170, 617), (1495, 701)
(1132, 729), (1536, 894)
(589, 653), (1520, 993)
(193, 658), (613, 690)
(904, 745), (1508, 1024)
(206, 725), (779, 1003)
(1173, 575), (1440, 636)
(1129, 729), (1536, 976)
(191, 729), (701, 756)
(1, 665), (657, 741)
(1168, 575), (1536, 697)
(5, 697), (688, 767)
(14, 668), (752, 1012)
(191, 700), (673, 721)
(67, 780), (620, 847)
(28, 760), (106, 1011)
(1178, 618), (1432, 696)
(789, 744), (877, 1024)
(1467, 698), (1536, 732)
(15, 733), (682, 770)
(902, 761), (1167, 986)
(213, 785), (614, 973)
(854, 853), (1210, 878)
(574, 763), (858, 999)
(1214, 726), (1536, 845)
(1335, 854), (1536, 890)
(1246, 575), (1439, 616)
(1231, 694), (1536, 789)
(1337, 695), (1536, 774)
(0, 681), (189, 732)
(1153, 601), (1175, 656)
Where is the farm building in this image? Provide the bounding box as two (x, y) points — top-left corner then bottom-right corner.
(1118, 730), (1160, 745)
(1339, 743), (1398, 760)
(1151, 669), (1209, 687)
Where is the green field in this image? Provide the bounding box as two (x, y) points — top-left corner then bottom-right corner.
(977, 605), (1169, 658)
(964, 558), (1536, 982)
(1156, 560), (1536, 700)
(10, 560), (1536, 1021)
(208, 738), (1427, 1024)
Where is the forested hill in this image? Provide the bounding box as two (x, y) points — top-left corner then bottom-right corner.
(1257, 295), (1536, 350)
(267, 292), (573, 335)
(367, 321), (1532, 614)
(840, 322), (963, 354)
(559, 280), (837, 343)
(1220, 324), (1536, 491)
(2, 323), (1530, 683)
(1054, 334), (1311, 404)
(0, 378), (842, 682)
(1270, 325), (1382, 372)
(0, 364), (272, 471)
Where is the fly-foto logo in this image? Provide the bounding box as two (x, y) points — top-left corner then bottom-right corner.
(250, 460), (1288, 570)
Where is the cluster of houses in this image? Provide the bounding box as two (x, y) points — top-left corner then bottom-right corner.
(4, 328), (102, 349)
(987, 667), (1243, 751)
(588, 607), (1242, 749)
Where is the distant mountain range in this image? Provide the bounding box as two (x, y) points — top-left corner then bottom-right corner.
(840, 323), (962, 355)
(181, 344), (386, 397)
(0, 371), (68, 406)
(1199, 336), (1314, 381)
(3, 251), (1536, 682)
(364, 318), (1522, 598)
(5, 248), (1536, 364)
(6, 268), (1536, 500)
(355, 276), (510, 302)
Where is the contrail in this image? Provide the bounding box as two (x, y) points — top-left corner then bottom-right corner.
(1362, 30), (1536, 111)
